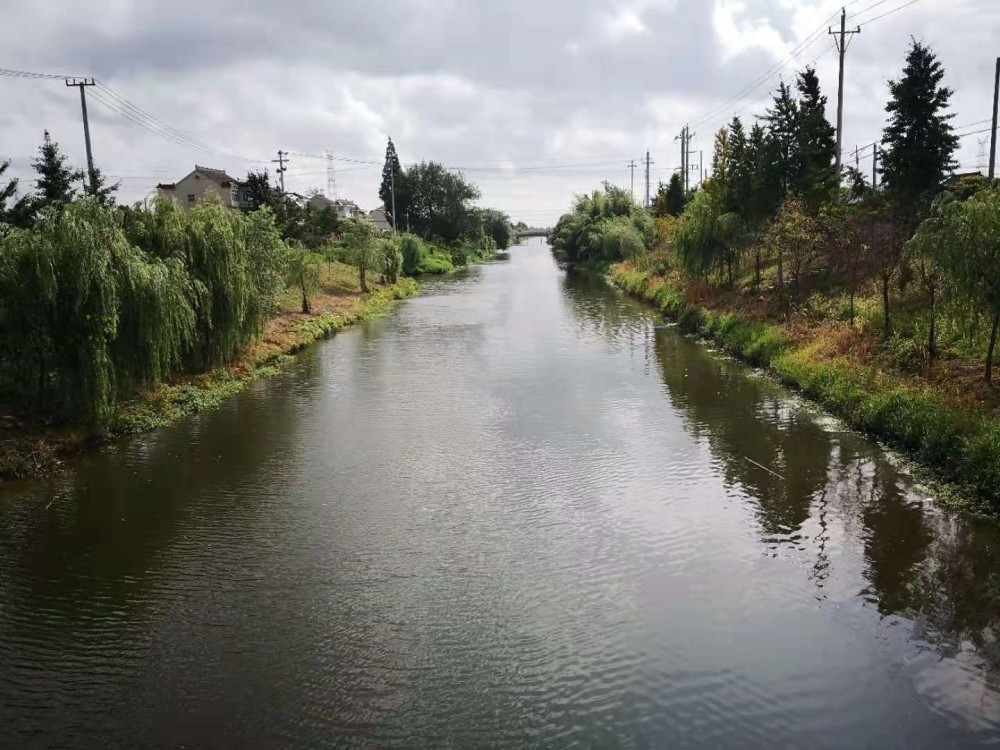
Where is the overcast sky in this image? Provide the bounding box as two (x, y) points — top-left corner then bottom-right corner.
(2, 0), (997, 225)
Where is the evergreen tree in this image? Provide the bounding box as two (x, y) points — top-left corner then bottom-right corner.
(0, 159), (18, 222)
(665, 172), (687, 216)
(379, 137), (405, 225)
(794, 66), (837, 208)
(30, 131), (83, 210)
(748, 123), (783, 225)
(725, 116), (753, 220)
(763, 81), (800, 198)
(710, 127), (732, 189)
(87, 166), (120, 206)
(650, 181), (670, 217)
(242, 170), (274, 211)
(880, 39), (959, 216)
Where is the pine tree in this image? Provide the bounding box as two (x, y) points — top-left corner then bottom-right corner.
(31, 131), (83, 210)
(0, 159), (18, 221)
(726, 116), (753, 220)
(795, 66), (837, 208)
(749, 123), (783, 225)
(880, 39), (959, 216)
(665, 172), (686, 216)
(763, 81), (800, 199)
(242, 170), (274, 211)
(87, 166), (120, 206)
(379, 137), (404, 225)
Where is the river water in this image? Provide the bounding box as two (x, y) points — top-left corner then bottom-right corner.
(1, 241), (999, 748)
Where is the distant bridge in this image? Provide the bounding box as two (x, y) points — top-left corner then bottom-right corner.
(514, 228), (552, 240)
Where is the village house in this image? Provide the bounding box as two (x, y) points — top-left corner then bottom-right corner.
(156, 166), (249, 210)
(368, 206), (392, 232)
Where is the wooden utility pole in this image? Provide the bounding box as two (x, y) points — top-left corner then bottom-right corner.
(390, 166), (397, 231)
(829, 8), (861, 179)
(644, 150), (652, 209)
(628, 159), (637, 200)
(65, 78), (96, 193)
(990, 56), (999, 180)
(872, 144), (878, 187)
(272, 150), (288, 195)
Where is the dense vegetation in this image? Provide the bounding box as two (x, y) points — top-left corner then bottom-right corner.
(549, 184), (655, 267)
(0, 131), (510, 441)
(599, 39), (1000, 508)
(378, 138), (512, 266)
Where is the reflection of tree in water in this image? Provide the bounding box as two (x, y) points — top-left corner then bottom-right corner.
(652, 327), (831, 539)
(564, 270), (1000, 680)
(560, 270), (657, 361)
(0, 352), (318, 629)
(859, 459), (934, 616)
(908, 511), (1000, 680)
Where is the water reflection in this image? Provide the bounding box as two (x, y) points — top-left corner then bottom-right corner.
(562, 268), (1000, 717)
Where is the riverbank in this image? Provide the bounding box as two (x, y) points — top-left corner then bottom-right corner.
(610, 262), (1000, 513)
(0, 262), (417, 482)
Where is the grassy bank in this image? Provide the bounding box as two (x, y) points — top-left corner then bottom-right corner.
(1, 262), (417, 481)
(611, 263), (1000, 512)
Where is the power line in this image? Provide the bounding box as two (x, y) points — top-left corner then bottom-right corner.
(0, 67), (73, 79)
(857, 0), (923, 27)
(689, 0), (923, 137)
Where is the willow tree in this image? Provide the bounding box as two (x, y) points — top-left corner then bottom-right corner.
(340, 217), (381, 292)
(286, 240), (323, 314)
(911, 189), (1000, 382)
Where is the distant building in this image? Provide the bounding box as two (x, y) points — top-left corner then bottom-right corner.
(303, 194), (366, 218)
(156, 165), (248, 210)
(368, 206), (393, 232)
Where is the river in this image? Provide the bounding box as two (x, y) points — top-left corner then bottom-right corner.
(1, 241), (999, 748)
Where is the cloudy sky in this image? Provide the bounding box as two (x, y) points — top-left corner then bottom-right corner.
(2, 0), (997, 225)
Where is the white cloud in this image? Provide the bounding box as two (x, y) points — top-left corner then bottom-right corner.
(1, 0), (997, 224)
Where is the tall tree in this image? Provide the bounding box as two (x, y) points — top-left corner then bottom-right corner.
(880, 39), (959, 217)
(665, 172), (687, 216)
(478, 208), (512, 250)
(0, 159), (19, 222)
(725, 116), (753, 220)
(794, 66), (837, 209)
(379, 137), (405, 226)
(242, 170), (274, 211)
(31, 131), (83, 210)
(763, 81), (800, 198)
(404, 161), (480, 242)
(87, 166), (120, 206)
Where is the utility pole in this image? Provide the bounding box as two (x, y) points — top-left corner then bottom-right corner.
(872, 144), (878, 187)
(699, 150), (704, 188)
(644, 150), (652, 209)
(272, 150), (288, 195)
(829, 8), (861, 180)
(390, 166), (397, 231)
(681, 129), (687, 193)
(628, 159), (637, 200)
(854, 145), (860, 171)
(65, 78), (97, 193)
(990, 56), (999, 180)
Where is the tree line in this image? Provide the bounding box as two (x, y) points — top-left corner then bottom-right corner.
(0, 131), (513, 432)
(555, 39), (1000, 383)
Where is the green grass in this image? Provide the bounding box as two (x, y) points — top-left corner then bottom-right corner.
(610, 265), (1000, 512)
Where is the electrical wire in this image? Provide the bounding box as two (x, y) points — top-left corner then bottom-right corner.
(857, 0), (923, 27)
